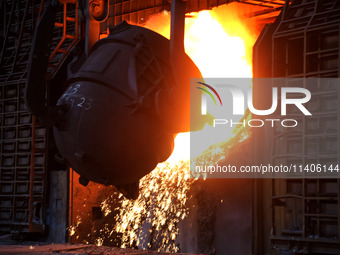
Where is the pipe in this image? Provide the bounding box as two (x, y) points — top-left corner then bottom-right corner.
(170, 0), (186, 55)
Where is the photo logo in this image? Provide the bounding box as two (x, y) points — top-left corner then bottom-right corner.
(196, 82), (222, 115)
(198, 83), (311, 116)
(195, 79), (312, 128)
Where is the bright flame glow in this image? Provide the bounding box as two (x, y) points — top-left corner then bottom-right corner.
(146, 4), (257, 162)
(166, 133), (190, 163)
(185, 11), (252, 78)
(145, 6), (255, 78)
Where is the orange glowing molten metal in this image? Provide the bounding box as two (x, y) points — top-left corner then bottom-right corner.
(144, 4), (257, 161)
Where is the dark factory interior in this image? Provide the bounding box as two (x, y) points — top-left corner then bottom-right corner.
(1, 0), (340, 254)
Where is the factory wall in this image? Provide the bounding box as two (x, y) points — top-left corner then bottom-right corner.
(253, 0), (340, 254)
(0, 0), (75, 242)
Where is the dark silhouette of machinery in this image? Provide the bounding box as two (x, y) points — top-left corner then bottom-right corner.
(25, 0), (202, 199)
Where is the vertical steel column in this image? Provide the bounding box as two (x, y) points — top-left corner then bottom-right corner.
(29, 115), (36, 232)
(170, 0), (186, 55)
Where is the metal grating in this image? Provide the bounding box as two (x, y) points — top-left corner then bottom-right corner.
(271, 0), (340, 250)
(0, 0), (47, 233)
(0, 0), (77, 234)
(240, 0), (285, 8)
(102, 0), (285, 32)
(253, 0), (340, 254)
(107, 0), (236, 26)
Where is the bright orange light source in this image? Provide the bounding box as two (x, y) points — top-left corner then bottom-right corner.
(145, 4), (258, 162)
(185, 10), (253, 78)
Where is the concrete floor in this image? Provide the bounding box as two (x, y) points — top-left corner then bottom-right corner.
(0, 244), (206, 255)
